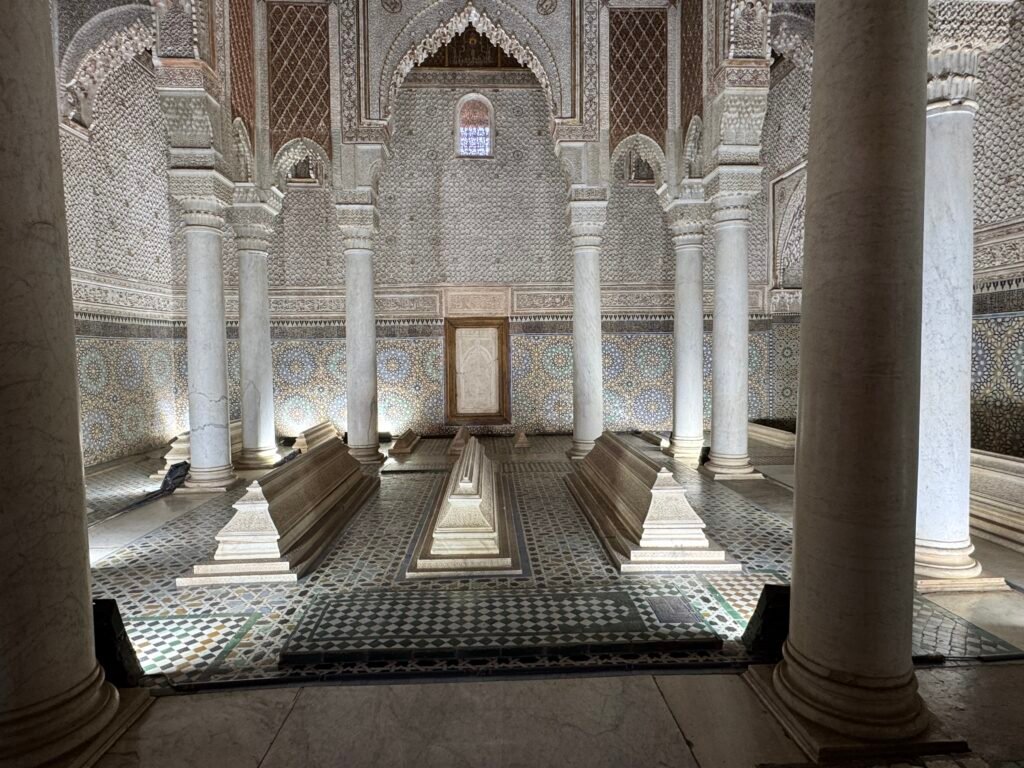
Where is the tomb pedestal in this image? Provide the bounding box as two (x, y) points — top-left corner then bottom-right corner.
(567, 432), (739, 573)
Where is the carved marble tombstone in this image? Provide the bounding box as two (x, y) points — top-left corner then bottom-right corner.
(566, 432), (739, 573)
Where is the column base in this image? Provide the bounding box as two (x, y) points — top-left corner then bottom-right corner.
(771, 641), (933, 745)
(182, 464), (239, 493)
(234, 446), (282, 470)
(663, 435), (704, 466)
(744, 664), (965, 763)
(0, 663), (119, 768)
(914, 541), (984, 581)
(348, 445), (386, 464)
(567, 439), (596, 460)
(698, 452), (763, 481)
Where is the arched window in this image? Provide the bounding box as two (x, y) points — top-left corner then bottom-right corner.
(455, 94), (493, 157)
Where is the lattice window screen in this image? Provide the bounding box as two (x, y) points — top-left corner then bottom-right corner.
(457, 98), (492, 156)
(229, 0), (256, 141)
(267, 2), (332, 156)
(609, 9), (668, 152)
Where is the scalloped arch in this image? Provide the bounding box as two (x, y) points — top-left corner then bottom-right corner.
(233, 118), (255, 183)
(273, 138), (332, 190)
(382, 1), (560, 124)
(610, 133), (670, 204)
(59, 5), (157, 129)
(682, 116), (704, 180)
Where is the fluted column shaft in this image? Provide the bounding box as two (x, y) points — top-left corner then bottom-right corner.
(668, 223), (706, 464)
(0, 3), (118, 764)
(773, 0), (930, 742)
(183, 207), (236, 489)
(235, 228), (278, 468)
(702, 197), (759, 479)
(568, 200), (607, 459)
(915, 46), (985, 580)
(341, 210), (384, 464)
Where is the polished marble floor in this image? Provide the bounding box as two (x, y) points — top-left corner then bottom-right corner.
(97, 665), (1024, 768)
(87, 434), (1024, 691)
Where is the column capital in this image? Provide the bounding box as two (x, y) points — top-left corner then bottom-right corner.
(170, 169), (233, 229)
(711, 192), (754, 225)
(568, 199), (607, 249)
(666, 200), (710, 246)
(231, 183), (281, 252)
(178, 197), (227, 230)
(928, 0), (1014, 108)
(337, 203), (379, 252)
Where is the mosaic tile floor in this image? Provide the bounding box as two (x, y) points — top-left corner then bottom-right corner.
(88, 434), (1020, 690)
(85, 457), (163, 527)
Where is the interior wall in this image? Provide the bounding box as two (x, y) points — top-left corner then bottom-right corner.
(970, 6), (1024, 457)
(758, 16), (1024, 455)
(62, 59), (188, 466)
(375, 83), (571, 285)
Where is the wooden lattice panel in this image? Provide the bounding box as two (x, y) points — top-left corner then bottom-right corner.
(609, 9), (668, 153)
(267, 2), (332, 156)
(679, 0), (703, 135)
(229, 0), (256, 141)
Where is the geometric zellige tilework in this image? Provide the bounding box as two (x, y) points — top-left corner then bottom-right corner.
(609, 9), (668, 152)
(124, 614), (257, 676)
(267, 2), (331, 156)
(229, 0), (256, 142)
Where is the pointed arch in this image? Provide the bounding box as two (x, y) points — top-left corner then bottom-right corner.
(382, 1), (559, 124)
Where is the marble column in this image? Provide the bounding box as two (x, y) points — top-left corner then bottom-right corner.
(666, 217), (707, 465)
(915, 45), (985, 580)
(771, 0), (931, 743)
(701, 195), (760, 480)
(0, 2), (119, 763)
(568, 200), (608, 459)
(233, 211), (279, 468)
(183, 202), (237, 490)
(340, 207), (384, 463)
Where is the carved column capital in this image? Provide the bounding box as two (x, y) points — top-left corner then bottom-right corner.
(176, 197), (227, 230)
(568, 199), (608, 250)
(171, 169), (234, 230)
(928, 0), (1015, 108)
(667, 200), (710, 247)
(711, 191), (755, 226)
(231, 184), (281, 252)
(337, 203), (379, 252)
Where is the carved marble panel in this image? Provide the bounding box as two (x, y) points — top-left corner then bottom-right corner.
(445, 317), (511, 424)
(455, 327), (500, 414)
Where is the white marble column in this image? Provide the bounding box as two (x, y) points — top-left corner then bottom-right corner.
(701, 195), (760, 480)
(340, 206), (384, 463)
(915, 45), (986, 581)
(233, 210), (279, 468)
(568, 200), (608, 459)
(771, 0), (931, 744)
(183, 202), (237, 490)
(666, 217), (707, 465)
(0, 3), (119, 763)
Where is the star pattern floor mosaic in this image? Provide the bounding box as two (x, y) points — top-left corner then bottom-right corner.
(87, 434), (1020, 690)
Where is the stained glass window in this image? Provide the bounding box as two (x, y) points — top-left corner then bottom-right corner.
(457, 96), (492, 157)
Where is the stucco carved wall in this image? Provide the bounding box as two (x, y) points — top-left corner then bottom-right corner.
(602, 159), (673, 285)
(61, 60), (175, 286)
(375, 84), (571, 284)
